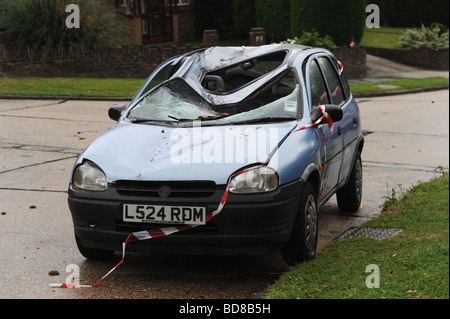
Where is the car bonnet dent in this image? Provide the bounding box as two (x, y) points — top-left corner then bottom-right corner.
(76, 121), (298, 185)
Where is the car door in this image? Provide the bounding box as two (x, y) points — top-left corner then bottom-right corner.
(306, 57), (343, 199)
(318, 55), (360, 186)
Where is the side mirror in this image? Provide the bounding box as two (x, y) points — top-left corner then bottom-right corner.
(311, 104), (343, 124)
(108, 104), (127, 121)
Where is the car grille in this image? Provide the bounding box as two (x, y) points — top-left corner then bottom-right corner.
(115, 180), (218, 198)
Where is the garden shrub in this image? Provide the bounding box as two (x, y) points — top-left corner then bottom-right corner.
(0, 0), (130, 58)
(399, 24), (449, 50)
(280, 30), (336, 50)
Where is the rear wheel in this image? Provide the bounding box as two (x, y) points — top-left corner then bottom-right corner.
(337, 151), (363, 213)
(281, 182), (318, 264)
(75, 234), (114, 260)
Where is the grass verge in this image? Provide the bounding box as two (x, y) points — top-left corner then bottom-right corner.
(0, 77), (145, 98)
(349, 77), (449, 95)
(0, 76), (448, 98)
(263, 173), (449, 299)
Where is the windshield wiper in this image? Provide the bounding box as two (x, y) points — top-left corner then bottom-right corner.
(234, 117), (296, 125)
(129, 117), (172, 124)
(168, 114), (230, 122)
(167, 115), (192, 122)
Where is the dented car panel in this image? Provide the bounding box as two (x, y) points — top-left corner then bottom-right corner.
(72, 121), (298, 185)
(68, 44), (363, 262)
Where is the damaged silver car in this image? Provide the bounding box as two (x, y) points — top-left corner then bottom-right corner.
(68, 44), (364, 264)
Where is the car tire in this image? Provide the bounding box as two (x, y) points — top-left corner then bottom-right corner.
(281, 182), (318, 264)
(75, 234), (114, 260)
(337, 151), (363, 213)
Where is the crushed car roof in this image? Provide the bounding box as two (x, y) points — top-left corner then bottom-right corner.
(173, 44), (314, 105)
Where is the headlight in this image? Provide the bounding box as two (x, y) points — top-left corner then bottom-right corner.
(228, 166), (278, 193)
(72, 161), (107, 192)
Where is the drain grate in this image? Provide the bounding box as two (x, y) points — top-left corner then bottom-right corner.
(335, 227), (403, 240)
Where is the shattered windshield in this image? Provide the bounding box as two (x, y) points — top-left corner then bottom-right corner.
(129, 79), (217, 123)
(128, 69), (300, 126)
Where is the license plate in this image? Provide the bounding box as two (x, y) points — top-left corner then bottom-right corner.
(123, 204), (206, 225)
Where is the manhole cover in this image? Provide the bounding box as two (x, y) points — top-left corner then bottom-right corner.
(335, 227), (403, 240)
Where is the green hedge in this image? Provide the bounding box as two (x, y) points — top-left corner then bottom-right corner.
(290, 0), (366, 46)
(232, 0), (256, 38)
(254, 0), (291, 42)
(367, 0), (449, 28)
(196, 0), (366, 45)
(194, 0), (234, 39)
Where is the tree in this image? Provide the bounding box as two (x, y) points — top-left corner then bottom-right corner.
(290, 0), (366, 46)
(255, 0), (291, 42)
(0, 0), (130, 58)
(367, 0), (449, 28)
(232, 0), (256, 38)
(194, 0), (234, 39)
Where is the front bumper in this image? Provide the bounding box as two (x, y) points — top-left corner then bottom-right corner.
(68, 179), (304, 255)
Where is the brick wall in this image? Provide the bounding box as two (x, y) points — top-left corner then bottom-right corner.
(0, 40), (192, 78)
(331, 46), (367, 79)
(0, 29), (367, 79)
(366, 47), (449, 70)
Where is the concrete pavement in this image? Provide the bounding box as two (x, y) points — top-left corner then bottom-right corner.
(353, 54), (449, 83)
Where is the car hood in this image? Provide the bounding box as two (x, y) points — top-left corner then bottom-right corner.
(77, 121), (297, 185)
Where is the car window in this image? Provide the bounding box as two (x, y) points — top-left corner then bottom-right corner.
(309, 60), (330, 107)
(317, 57), (345, 106)
(129, 78), (216, 123)
(141, 60), (177, 96)
(331, 57), (351, 99)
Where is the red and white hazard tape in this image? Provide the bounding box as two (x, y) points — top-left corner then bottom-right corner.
(287, 105), (332, 209)
(52, 106), (332, 288)
(337, 60), (344, 75)
(50, 283), (92, 289)
(290, 105), (333, 133)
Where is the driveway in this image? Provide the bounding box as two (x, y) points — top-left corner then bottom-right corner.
(0, 89), (448, 298)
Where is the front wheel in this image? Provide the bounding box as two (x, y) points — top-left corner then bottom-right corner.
(281, 182), (318, 265)
(337, 151), (363, 213)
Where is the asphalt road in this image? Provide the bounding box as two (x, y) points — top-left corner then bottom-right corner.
(0, 90), (448, 299)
